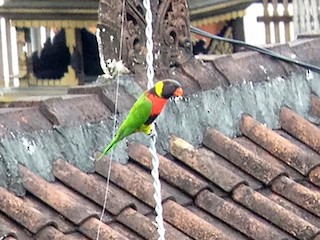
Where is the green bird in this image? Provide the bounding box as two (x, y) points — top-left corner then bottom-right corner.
(97, 79), (183, 160)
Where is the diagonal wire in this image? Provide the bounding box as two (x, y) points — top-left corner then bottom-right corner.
(190, 25), (320, 74)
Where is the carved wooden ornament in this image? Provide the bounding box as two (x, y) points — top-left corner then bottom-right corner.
(98, 0), (193, 76)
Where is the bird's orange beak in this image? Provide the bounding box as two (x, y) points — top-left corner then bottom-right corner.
(173, 87), (183, 97)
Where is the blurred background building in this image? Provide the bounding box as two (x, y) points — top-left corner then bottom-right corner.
(0, 0), (319, 90)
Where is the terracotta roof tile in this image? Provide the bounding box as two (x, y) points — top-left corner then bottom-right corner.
(261, 189), (320, 228)
(280, 106), (320, 155)
(95, 157), (172, 208)
(289, 38), (320, 66)
(234, 136), (304, 180)
(0, 213), (32, 240)
(23, 193), (76, 233)
(0, 186), (55, 234)
(240, 114), (319, 176)
(199, 146), (263, 190)
(211, 51), (287, 84)
(271, 175), (320, 218)
(168, 136), (246, 192)
(232, 184), (319, 239)
(107, 222), (144, 240)
(180, 57), (229, 91)
(116, 207), (181, 240)
(309, 166), (320, 187)
(203, 127), (285, 184)
(68, 83), (136, 114)
(53, 159), (137, 216)
(186, 205), (249, 240)
(265, 43), (305, 74)
(128, 143), (209, 197)
(162, 200), (233, 240)
(19, 165), (99, 225)
(35, 226), (72, 240)
(79, 217), (128, 240)
(39, 94), (111, 126)
(196, 189), (293, 240)
(311, 94), (320, 117)
(7, 95), (67, 108)
(0, 107), (52, 138)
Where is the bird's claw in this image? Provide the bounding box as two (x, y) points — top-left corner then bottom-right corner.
(148, 128), (158, 139)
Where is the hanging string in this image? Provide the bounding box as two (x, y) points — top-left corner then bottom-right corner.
(143, 0), (165, 239)
(96, 0), (126, 239)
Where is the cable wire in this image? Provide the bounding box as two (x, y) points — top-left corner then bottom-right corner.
(190, 25), (320, 74)
(143, 0), (165, 239)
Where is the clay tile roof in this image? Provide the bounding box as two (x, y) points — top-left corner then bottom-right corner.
(2, 40), (320, 239)
(1, 98), (320, 239)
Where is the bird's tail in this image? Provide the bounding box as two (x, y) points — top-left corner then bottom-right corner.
(96, 135), (119, 161)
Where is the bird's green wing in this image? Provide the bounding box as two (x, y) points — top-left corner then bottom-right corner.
(116, 93), (152, 140)
(97, 93), (152, 159)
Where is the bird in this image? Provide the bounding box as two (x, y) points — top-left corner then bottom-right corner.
(97, 79), (183, 160)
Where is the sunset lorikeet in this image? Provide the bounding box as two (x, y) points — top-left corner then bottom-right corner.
(97, 79), (183, 160)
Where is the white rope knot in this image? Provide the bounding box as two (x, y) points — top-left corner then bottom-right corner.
(143, 0), (166, 239)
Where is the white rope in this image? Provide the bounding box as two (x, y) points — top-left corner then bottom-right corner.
(96, 0), (126, 239)
(143, 0), (165, 239)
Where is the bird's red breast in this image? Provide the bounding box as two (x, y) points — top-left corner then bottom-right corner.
(147, 92), (168, 116)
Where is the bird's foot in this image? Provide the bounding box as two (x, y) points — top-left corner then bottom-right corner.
(148, 128), (158, 139)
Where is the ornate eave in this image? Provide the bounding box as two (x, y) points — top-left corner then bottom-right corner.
(189, 0), (255, 26)
(0, 0), (98, 28)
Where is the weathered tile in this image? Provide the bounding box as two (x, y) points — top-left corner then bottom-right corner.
(108, 221), (144, 240)
(163, 200), (233, 240)
(186, 206), (249, 240)
(0, 187), (54, 234)
(19, 165), (99, 225)
(261, 189), (320, 228)
(280, 107), (320, 155)
(196, 189), (293, 240)
(203, 128), (285, 184)
(35, 226), (72, 240)
(8, 96), (60, 108)
(128, 143), (209, 197)
(240, 114), (319, 175)
(116, 207), (177, 240)
(95, 157), (172, 208)
(212, 51), (287, 85)
(272, 175), (320, 218)
(0, 107), (52, 139)
(53, 159), (136, 216)
(309, 166), (320, 187)
(289, 38), (320, 66)
(234, 136), (304, 180)
(39, 94), (111, 126)
(180, 57), (228, 91)
(68, 83), (136, 113)
(169, 136), (246, 192)
(24, 193), (76, 233)
(233, 184), (319, 240)
(79, 217), (128, 240)
(0, 213), (33, 240)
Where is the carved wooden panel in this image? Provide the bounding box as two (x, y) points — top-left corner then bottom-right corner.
(98, 0), (192, 76)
